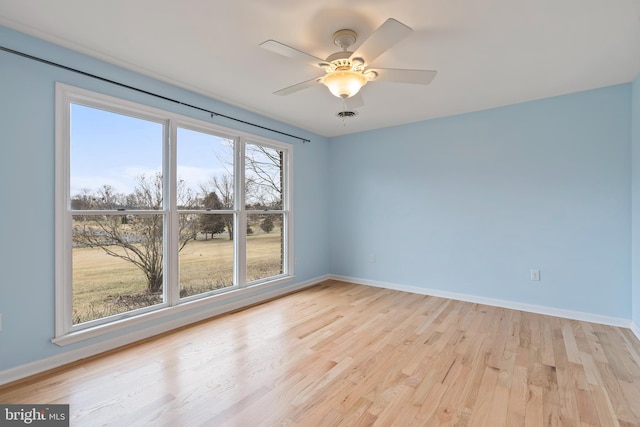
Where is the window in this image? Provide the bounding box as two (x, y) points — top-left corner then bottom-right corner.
(55, 84), (293, 343)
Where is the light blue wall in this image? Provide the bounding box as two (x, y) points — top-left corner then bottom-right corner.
(0, 23), (636, 376)
(0, 26), (330, 371)
(329, 85), (632, 318)
(633, 73), (640, 327)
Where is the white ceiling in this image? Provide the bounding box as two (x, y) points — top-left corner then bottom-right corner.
(1, 0), (639, 138)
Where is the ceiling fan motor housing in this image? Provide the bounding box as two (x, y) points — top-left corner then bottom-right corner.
(326, 51), (354, 67)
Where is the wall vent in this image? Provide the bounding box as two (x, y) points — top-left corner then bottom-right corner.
(337, 110), (358, 119)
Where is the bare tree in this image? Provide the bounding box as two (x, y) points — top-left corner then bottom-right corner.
(72, 173), (199, 293)
(195, 144), (284, 241)
(245, 144), (283, 209)
(201, 175), (235, 240)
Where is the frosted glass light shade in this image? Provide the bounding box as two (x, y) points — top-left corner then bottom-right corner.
(322, 71), (367, 98)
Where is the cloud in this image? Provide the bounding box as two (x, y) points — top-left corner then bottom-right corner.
(177, 165), (229, 193)
(71, 166), (161, 196)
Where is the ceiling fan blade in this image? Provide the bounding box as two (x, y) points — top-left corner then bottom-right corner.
(260, 40), (328, 68)
(273, 76), (324, 96)
(368, 68), (437, 85)
(351, 18), (412, 66)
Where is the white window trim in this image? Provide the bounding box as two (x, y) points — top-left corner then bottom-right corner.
(54, 83), (294, 346)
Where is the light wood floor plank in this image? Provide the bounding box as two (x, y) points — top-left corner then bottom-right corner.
(1, 280), (639, 426)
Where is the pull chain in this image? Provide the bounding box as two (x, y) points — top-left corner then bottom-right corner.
(342, 98), (347, 126)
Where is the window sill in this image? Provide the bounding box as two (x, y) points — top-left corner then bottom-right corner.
(52, 275), (294, 347)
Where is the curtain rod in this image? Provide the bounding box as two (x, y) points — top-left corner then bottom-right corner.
(0, 44), (311, 144)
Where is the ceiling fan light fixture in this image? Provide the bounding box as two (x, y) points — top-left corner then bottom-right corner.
(323, 70), (368, 98)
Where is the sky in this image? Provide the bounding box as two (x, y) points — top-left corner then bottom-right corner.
(70, 104), (233, 198)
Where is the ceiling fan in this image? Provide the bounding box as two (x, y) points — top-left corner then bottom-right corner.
(260, 18), (437, 102)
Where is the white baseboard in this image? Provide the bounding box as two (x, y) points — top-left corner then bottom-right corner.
(0, 275), (329, 387)
(329, 274), (632, 328)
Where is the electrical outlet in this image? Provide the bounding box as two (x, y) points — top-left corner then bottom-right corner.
(369, 254), (376, 264)
(530, 269), (541, 281)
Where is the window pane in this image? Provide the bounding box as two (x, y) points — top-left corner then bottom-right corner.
(70, 104), (163, 210)
(72, 214), (164, 324)
(177, 127), (234, 210)
(179, 213), (234, 298)
(247, 213), (283, 282)
(245, 143), (283, 209)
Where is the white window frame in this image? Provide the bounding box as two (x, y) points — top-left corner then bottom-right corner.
(54, 83), (293, 345)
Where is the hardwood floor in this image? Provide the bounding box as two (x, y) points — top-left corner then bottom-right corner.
(2, 280), (640, 426)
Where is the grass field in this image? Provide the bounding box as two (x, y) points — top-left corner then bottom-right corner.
(72, 231), (282, 324)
